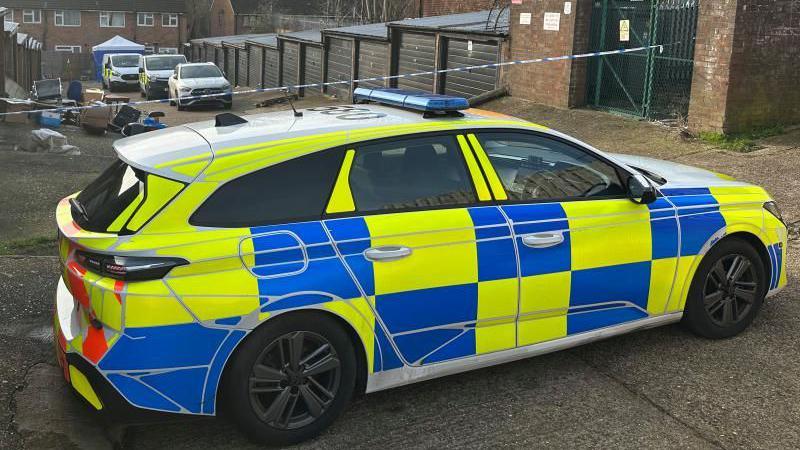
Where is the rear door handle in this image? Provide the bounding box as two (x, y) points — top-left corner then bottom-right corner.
(364, 246), (412, 262)
(521, 232), (565, 249)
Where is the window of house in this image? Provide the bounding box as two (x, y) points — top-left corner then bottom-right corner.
(162, 13), (178, 27)
(158, 47), (178, 54)
(54, 45), (81, 53)
(23, 9), (41, 24)
(137, 12), (154, 26)
(190, 149), (346, 227)
(474, 132), (626, 201)
(4, 10), (13, 22)
(99, 11), (125, 27)
(54, 10), (80, 27)
(349, 135), (477, 213)
(242, 15), (262, 27)
(144, 46), (155, 55)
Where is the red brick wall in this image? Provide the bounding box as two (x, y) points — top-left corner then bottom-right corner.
(209, 0), (235, 37)
(417, 0), (495, 17)
(9, 9), (187, 53)
(689, 0), (800, 133)
(506, 0), (593, 108)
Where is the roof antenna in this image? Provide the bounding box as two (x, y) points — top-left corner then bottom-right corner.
(284, 88), (303, 117)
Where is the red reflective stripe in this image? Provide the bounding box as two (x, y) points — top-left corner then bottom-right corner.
(83, 326), (108, 364)
(113, 280), (124, 304)
(66, 261), (90, 309)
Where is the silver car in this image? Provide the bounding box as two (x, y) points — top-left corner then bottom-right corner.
(168, 62), (233, 111)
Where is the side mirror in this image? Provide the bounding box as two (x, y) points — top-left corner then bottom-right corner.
(628, 173), (657, 205)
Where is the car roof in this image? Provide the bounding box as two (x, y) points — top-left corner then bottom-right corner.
(114, 104), (538, 182)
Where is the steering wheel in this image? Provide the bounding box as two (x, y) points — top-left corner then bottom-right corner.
(581, 182), (608, 197)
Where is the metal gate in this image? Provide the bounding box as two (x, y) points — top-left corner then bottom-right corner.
(586, 0), (698, 119)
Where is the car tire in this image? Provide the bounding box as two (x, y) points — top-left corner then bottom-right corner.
(221, 312), (357, 446)
(683, 237), (767, 339)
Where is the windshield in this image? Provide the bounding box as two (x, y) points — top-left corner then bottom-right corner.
(111, 55), (140, 68)
(146, 55), (187, 71)
(73, 160), (144, 233)
(181, 65), (222, 79)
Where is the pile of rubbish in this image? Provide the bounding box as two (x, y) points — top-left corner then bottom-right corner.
(22, 128), (80, 155)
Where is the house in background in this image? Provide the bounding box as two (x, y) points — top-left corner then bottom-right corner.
(208, 0), (275, 37)
(0, 0), (188, 54)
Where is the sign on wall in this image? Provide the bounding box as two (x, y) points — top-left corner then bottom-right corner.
(520, 12), (532, 25)
(543, 12), (561, 31)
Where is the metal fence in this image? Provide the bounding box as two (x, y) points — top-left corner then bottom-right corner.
(41, 51), (93, 82)
(587, 0), (699, 119)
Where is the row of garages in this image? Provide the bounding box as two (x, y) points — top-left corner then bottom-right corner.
(186, 10), (509, 101)
(1, 15), (43, 95)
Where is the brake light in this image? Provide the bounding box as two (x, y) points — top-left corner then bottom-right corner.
(75, 250), (187, 281)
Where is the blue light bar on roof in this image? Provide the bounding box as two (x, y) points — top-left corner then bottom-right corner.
(353, 88), (469, 112)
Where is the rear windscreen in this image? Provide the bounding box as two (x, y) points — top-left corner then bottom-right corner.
(73, 160), (143, 232)
(146, 56), (187, 71)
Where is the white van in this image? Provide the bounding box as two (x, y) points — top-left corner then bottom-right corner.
(138, 54), (188, 99)
(101, 53), (142, 92)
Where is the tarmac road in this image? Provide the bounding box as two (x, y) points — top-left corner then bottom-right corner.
(1, 98), (799, 449)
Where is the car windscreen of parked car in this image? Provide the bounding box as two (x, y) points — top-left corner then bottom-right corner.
(147, 56), (187, 71)
(111, 55), (140, 67)
(181, 65), (223, 79)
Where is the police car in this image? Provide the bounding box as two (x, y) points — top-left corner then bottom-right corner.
(54, 88), (787, 445)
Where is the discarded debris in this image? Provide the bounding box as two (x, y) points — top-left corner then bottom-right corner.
(22, 128), (80, 155)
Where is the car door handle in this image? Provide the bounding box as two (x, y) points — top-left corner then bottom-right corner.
(364, 246), (412, 262)
(521, 232), (565, 249)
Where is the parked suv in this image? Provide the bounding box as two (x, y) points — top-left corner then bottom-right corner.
(101, 53), (141, 92)
(168, 62), (232, 110)
(139, 54), (188, 100)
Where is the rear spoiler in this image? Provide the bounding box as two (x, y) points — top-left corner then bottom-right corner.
(113, 126), (213, 183)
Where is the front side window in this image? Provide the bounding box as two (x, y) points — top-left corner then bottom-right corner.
(23, 9), (41, 24)
(162, 13), (178, 27)
(348, 135), (477, 213)
(137, 12), (154, 26)
(99, 11), (125, 27)
(54, 10), (80, 27)
(180, 65), (222, 79)
(190, 149), (345, 227)
(475, 132), (625, 201)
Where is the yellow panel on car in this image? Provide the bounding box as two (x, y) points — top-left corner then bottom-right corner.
(563, 199), (652, 270)
(68, 365), (103, 410)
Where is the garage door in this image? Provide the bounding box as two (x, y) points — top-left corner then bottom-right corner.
(282, 42), (299, 89)
(225, 47), (236, 85)
(326, 37), (352, 100)
(238, 48), (249, 86)
(356, 40), (388, 89)
(205, 46), (215, 63)
(443, 38), (499, 98)
(215, 48), (224, 68)
(396, 32), (435, 93)
(304, 45), (323, 94)
(248, 45), (263, 88)
(264, 48), (279, 88)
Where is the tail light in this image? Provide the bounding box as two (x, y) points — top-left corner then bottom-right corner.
(75, 250), (187, 281)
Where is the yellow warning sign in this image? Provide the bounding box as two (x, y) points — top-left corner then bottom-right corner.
(620, 19), (630, 42)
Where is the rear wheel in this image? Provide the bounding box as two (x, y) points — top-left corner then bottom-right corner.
(222, 313), (356, 445)
(683, 238), (767, 339)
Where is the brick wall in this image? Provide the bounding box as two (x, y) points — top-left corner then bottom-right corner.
(506, 0), (593, 108)
(688, 0), (800, 133)
(9, 9), (187, 53)
(416, 0), (495, 17)
(209, 0), (236, 37)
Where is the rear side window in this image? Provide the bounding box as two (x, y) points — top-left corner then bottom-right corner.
(349, 135), (477, 213)
(74, 160), (143, 232)
(190, 149), (345, 227)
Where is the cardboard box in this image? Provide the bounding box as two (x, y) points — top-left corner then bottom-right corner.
(84, 88), (105, 103)
(81, 105), (112, 134)
(2, 99), (32, 124)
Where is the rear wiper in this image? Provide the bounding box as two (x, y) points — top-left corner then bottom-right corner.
(69, 198), (90, 223)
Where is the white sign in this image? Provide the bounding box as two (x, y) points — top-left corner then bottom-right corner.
(543, 12), (560, 31)
(620, 19), (630, 42)
(520, 13), (532, 25)
(467, 40), (473, 52)
(564, 2), (572, 15)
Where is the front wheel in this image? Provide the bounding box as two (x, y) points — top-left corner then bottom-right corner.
(683, 238), (767, 339)
(222, 313), (356, 446)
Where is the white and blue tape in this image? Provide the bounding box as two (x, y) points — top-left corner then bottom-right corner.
(0, 44), (669, 117)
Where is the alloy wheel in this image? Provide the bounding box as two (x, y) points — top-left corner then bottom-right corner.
(248, 331), (341, 430)
(703, 254), (759, 327)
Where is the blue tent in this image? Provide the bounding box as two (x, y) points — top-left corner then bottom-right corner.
(91, 35), (145, 81)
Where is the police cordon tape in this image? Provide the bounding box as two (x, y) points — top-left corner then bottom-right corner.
(0, 43), (673, 117)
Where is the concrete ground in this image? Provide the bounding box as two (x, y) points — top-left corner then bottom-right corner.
(1, 95), (799, 449)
